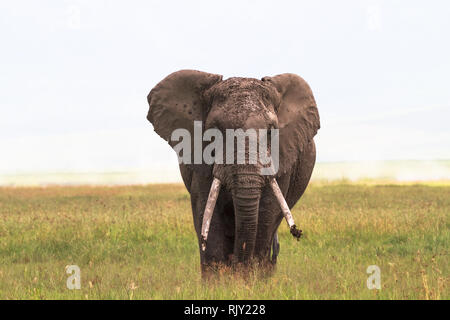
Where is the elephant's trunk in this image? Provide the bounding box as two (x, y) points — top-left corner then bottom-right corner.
(231, 174), (263, 263)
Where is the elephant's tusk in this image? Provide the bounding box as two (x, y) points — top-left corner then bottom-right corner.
(200, 178), (221, 251)
(269, 177), (302, 240)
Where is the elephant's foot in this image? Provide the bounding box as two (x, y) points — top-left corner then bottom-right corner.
(201, 256), (277, 280)
(201, 261), (232, 280)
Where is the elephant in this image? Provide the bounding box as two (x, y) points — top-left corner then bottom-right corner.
(146, 70), (320, 275)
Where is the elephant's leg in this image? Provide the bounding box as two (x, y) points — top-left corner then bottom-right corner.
(254, 214), (283, 267)
(190, 172), (234, 276)
(253, 192), (283, 264)
(191, 194), (225, 267)
(260, 141), (316, 269)
(254, 174), (291, 266)
(271, 232), (280, 263)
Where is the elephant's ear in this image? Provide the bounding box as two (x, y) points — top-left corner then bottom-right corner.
(147, 70), (223, 146)
(262, 73), (320, 176)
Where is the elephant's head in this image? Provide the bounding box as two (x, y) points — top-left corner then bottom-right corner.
(147, 70), (319, 264)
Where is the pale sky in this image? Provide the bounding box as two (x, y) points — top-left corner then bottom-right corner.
(1, 1), (449, 175)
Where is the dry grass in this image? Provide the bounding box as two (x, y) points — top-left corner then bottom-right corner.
(0, 182), (448, 299)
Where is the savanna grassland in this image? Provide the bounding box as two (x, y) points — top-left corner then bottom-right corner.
(0, 182), (448, 299)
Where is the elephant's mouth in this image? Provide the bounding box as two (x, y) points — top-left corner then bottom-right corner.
(200, 176), (302, 257)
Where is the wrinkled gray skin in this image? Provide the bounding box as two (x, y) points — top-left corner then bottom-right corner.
(147, 70), (320, 276)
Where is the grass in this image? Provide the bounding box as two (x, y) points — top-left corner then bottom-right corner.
(0, 182), (448, 299)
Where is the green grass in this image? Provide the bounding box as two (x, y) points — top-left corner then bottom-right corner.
(0, 182), (448, 299)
